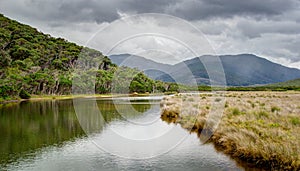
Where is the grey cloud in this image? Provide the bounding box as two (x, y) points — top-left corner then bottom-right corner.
(26, 0), (120, 23)
(1, 0), (179, 23)
(237, 20), (300, 38)
(165, 0), (299, 20)
(2, 0), (299, 24)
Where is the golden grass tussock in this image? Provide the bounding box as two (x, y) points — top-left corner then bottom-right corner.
(160, 91), (300, 170)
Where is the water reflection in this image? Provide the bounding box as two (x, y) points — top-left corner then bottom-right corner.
(0, 98), (153, 167)
(161, 106), (264, 171)
(0, 100), (84, 166)
(0, 97), (244, 170)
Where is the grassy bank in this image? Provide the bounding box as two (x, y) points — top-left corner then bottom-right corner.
(160, 91), (300, 170)
(0, 92), (168, 104)
(0, 94), (112, 103)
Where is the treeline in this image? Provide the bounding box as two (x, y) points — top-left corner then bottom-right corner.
(0, 14), (179, 100)
(178, 85), (300, 92)
(226, 86), (300, 91)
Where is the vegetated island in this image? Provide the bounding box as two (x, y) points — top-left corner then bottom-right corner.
(161, 91), (300, 170)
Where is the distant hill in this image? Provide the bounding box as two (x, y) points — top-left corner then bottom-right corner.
(110, 54), (300, 86)
(109, 54), (172, 79)
(267, 78), (300, 87)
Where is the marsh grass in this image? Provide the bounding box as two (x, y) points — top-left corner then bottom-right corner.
(290, 117), (300, 126)
(160, 91), (300, 170)
(225, 101), (229, 108)
(215, 98), (222, 102)
(230, 108), (241, 116)
(271, 106), (281, 113)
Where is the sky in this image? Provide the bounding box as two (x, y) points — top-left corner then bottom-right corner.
(1, 0), (300, 68)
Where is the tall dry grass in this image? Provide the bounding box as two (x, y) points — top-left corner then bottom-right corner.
(161, 91), (300, 170)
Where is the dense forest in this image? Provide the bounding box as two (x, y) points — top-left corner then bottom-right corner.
(0, 14), (178, 100)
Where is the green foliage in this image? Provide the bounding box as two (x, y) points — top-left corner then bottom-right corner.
(168, 83), (179, 92)
(109, 67), (155, 93)
(226, 86), (300, 91)
(0, 50), (11, 67)
(271, 106), (281, 113)
(0, 85), (15, 100)
(0, 14), (160, 99)
(225, 101), (229, 108)
(257, 111), (269, 118)
(269, 123), (280, 128)
(154, 80), (166, 93)
(130, 72), (154, 93)
(290, 117), (300, 126)
(19, 89), (31, 99)
(268, 78), (300, 87)
(232, 108), (242, 115)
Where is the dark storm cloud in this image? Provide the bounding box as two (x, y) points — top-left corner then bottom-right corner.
(165, 0), (298, 20)
(1, 0), (179, 23)
(236, 20), (300, 38)
(1, 0), (298, 23)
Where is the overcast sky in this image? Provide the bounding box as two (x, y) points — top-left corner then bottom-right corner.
(1, 0), (300, 68)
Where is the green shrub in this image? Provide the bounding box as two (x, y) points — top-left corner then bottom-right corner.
(259, 103), (265, 107)
(188, 98), (194, 102)
(271, 106), (281, 113)
(225, 101), (229, 108)
(269, 123), (280, 128)
(19, 89), (31, 99)
(257, 111), (269, 118)
(215, 98), (222, 102)
(290, 117), (300, 126)
(232, 108), (241, 115)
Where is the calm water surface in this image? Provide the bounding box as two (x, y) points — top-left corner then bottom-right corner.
(0, 96), (244, 171)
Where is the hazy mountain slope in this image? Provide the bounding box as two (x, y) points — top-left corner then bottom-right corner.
(110, 54), (300, 86)
(109, 54), (172, 79)
(219, 54), (300, 85)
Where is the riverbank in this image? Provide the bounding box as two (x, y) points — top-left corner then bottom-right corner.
(0, 92), (166, 104)
(160, 91), (300, 170)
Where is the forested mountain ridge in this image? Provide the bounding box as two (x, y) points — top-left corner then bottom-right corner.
(0, 14), (170, 100)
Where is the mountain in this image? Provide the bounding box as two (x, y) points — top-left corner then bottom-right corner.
(110, 54), (300, 86)
(109, 54), (172, 79)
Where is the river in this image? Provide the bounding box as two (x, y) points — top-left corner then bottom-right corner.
(0, 96), (244, 170)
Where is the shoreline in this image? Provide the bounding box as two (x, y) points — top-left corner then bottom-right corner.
(0, 93), (166, 104)
(160, 91), (300, 170)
